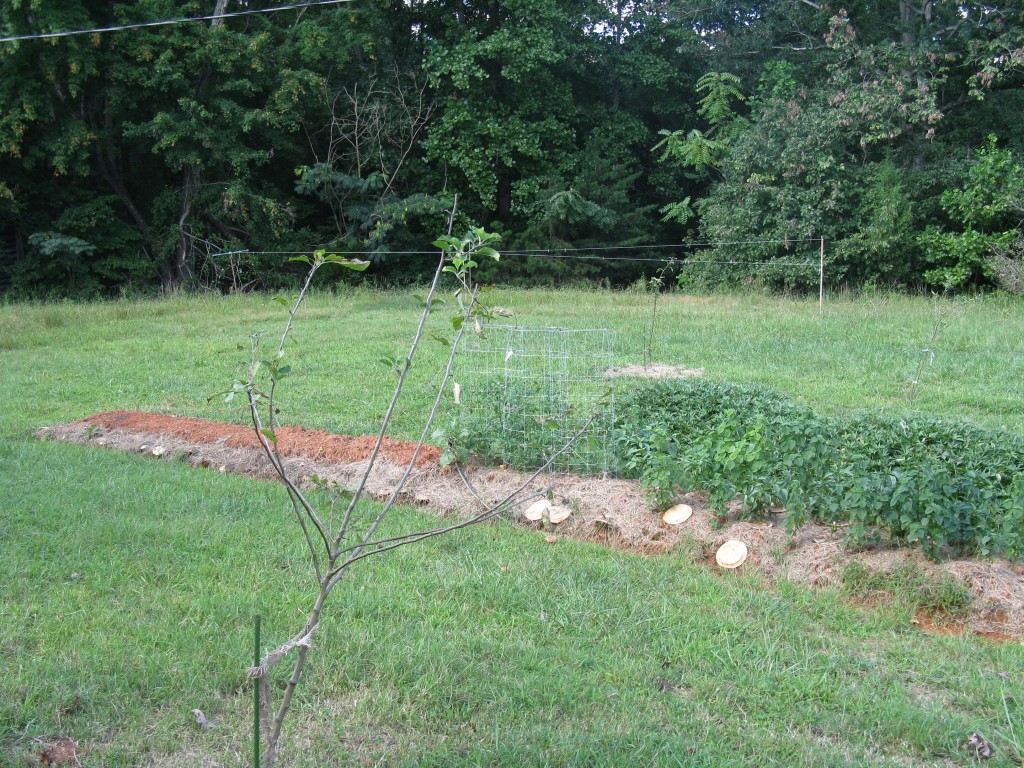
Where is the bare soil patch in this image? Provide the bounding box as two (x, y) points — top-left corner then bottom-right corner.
(76, 410), (440, 468)
(609, 363), (704, 379)
(38, 411), (1024, 642)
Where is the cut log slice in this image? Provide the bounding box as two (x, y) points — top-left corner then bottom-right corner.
(715, 540), (748, 569)
(524, 499), (551, 521)
(548, 505), (572, 524)
(662, 504), (693, 525)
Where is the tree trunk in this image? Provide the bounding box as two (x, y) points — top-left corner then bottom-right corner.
(160, 166), (199, 289)
(95, 142), (156, 258)
(899, 0), (915, 47)
(158, 2), (231, 289)
(496, 175), (512, 221)
(211, 0), (230, 28)
(899, 0), (929, 172)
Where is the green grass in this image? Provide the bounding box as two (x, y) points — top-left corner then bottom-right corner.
(840, 561), (975, 618)
(1, 287), (1023, 441)
(1, 287), (1023, 765)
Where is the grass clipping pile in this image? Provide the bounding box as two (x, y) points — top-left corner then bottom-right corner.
(40, 410), (1024, 642)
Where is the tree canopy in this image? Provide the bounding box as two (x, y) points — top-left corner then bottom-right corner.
(1, 0), (1022, 295)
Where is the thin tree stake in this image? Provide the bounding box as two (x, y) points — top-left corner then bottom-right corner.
(819, 237), (825, 313)
(254, 615), (261, 768)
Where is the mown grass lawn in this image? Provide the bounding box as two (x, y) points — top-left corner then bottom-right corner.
(1, 287), (1023, 766)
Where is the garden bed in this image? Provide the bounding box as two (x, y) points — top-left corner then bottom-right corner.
(38, 410), (1024, 642)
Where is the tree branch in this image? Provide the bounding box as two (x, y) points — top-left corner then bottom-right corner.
(332, 199), (459, 549)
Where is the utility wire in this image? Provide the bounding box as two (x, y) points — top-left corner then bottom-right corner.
(0, 0), (354, 44)
(501, 238), (822, 254)
(526, 255), (817, 266)
(212, 237), (823, 259)
(208, 248), (820, 268)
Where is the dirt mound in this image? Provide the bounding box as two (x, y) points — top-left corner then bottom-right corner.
(80, 410), (440, 468)
(609, 363), (704, 379)
(37, 411), (1024, 642)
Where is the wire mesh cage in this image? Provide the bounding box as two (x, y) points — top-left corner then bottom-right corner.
(451, 325), (615, 475)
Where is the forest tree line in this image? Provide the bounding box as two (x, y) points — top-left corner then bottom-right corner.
(1, 0), (1022, 296)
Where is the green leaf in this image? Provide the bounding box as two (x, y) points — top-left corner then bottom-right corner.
(323, 255), (370, 271)
(260, 428), (278, 443)
(207, 389), (234, 403)
(476, 247), (500, 261)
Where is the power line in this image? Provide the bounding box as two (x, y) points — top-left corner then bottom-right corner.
(498, 238), (823, 255)
(527, 255), (818, 266)
(209, 237), (823, 259)
(208, 246), (821, 268)
(0, 0), (354, 44)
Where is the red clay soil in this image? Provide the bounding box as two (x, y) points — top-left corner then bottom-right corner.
(80, 410), (440, 468)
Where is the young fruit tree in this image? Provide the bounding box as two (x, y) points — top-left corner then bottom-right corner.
(217, 217), (598, 766)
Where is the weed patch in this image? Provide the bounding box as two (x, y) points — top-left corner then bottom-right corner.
(840, 561), (973, 619)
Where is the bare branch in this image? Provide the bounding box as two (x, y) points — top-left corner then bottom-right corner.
(454, 461), (489, 509)
(242, 264), (336, 572)
(328, 412), (599, 580)
(348, 284), (478, 551)
(247, 401), (326, 579)
(332, 200), (459, 549)
(303, 68), (436, 242)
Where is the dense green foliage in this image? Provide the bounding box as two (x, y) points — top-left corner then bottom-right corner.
(616, 379), (1024, 559)
(2, 0), (1022, 295)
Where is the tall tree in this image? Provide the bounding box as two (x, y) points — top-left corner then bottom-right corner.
(415, 0), (590, 226)
(0, 1), (388, 293)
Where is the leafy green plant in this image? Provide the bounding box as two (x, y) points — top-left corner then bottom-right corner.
(643, 258), (676, 367)
(440, 367), (612, 475)
(444, 378), (548, 469)
(19, 232), (98, 297)
(654, 72), (748, 229)
(918, 135), (1024, 291)
(616, 378), (1024, 558)
(678, 411), (771, 520)
(653, 72), (747, 177)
